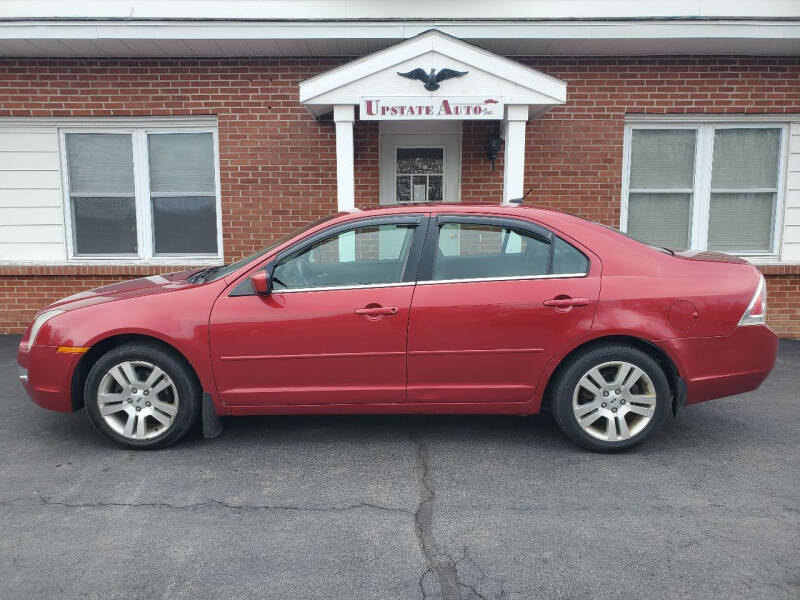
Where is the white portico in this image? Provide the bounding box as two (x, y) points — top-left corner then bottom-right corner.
(299, 30), (567, 210)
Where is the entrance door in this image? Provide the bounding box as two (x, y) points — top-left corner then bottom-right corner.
(379, 121), (461, 204)
(407, 215), (601, 404)
(209, 216), (426, 408)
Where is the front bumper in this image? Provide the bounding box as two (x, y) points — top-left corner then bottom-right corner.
(655, 325), (778, 406)
(17, 344), (82, 412)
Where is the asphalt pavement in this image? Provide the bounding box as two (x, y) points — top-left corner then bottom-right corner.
(1, 334), (798, 600)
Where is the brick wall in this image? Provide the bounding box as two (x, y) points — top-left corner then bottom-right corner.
(1, 56), (799, 336)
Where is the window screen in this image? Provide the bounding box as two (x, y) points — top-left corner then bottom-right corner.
(626, 129), (696, 249)
(65, 133), (138, 255)
(624, 124), (785, 256)
(148, 133), (218, 255)
(707, 128), (780, 252)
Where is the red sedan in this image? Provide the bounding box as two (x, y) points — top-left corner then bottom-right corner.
(17, 204), (777, 451)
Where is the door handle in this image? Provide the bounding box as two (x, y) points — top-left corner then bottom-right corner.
(543, 297), (590, 308)
(355, 306), (399, 316)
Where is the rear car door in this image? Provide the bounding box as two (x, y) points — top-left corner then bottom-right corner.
(407, 214), (601, 404)
(209, 215), (426, 408)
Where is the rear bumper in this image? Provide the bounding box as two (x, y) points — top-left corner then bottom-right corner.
(655, 325), (778, 406)
(17, 344), (80, 412)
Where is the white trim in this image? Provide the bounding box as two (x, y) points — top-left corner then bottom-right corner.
(299, 30), (567, 118)
(621, 118), (791, 259)
(0, 259), (224, 267)
(1, 18), (800, 58)
(625, 114), (800, 124)
(0, 116), (218, 129)
(379, 125), (462, 205)
(417, 273), (588, 286)
(3, 2), (800, 20)
(502, 104), (529, 204)
(57, 120), (223, 263)
(274, 281), (414, 294)
(333, 104), (355, 211)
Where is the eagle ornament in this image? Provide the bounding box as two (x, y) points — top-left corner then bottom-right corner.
(397, 67), (469, 91)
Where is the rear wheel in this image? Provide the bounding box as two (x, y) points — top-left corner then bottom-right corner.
(84, 342), (200, 449)
(551, 345), (671, 452)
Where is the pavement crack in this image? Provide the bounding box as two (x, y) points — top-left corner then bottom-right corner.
(0, 495), (414, 516)
(410, 426), (460, 600)
(455, 546), (506, 600)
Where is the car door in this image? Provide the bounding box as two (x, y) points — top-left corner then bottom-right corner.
(407, 214), (601, 404)
(209, 215), (426, 408)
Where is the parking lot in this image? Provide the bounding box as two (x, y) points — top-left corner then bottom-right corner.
(1, 333), (798, 600)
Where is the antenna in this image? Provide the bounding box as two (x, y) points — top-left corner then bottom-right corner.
(508, 186), (535, 204)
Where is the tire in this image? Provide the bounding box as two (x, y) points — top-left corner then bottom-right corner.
(550, 344), (671, 452)
(84, 342), (200, 449)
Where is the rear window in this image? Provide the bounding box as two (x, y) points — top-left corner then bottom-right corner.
(552, 236), (589, 274)
(431, 222), (589, 281)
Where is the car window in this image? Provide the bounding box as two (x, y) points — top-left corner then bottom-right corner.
(272, 223), (416, 290)
(552, 236), (589, 274)
(432, 222), (589, 281)
(433, 223), (550, 280)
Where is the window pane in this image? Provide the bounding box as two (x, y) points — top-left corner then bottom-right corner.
(71, 197), (137, 255)
(152, 196), (218, 255)
(412, 176), (427, 202)
(433, 223), (550, 280)
(711, 129), (780, 189)
(628, 193), (691, 249)
(272, 224), (415, 290)
(629, 129), (696, 190)
(396, 148), (443, 174)
(552, 237), (589, 274)
(708, 192), (774, 252)
(429, 176), (443, 201)
(65, 133), (134, 195)
(396, 176), (411, 202)
(148, 133), (216, 194)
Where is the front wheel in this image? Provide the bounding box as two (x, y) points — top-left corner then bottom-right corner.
(550, 345), (671, 452)
(84, 342), (200, 449)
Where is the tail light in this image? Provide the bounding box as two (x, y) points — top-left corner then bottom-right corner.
(738, 275), (767, 326)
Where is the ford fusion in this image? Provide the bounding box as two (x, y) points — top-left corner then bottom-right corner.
(17, 204), (777, 451)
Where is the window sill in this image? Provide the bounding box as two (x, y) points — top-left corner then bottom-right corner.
(743, 257), (800, 267)
(0, 260), (224, 277)
(0, 259), (224, 268)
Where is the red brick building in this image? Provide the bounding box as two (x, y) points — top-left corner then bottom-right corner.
(1, 3), (799, 336)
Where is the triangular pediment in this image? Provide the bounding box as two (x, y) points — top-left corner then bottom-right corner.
(299, 30), (567, 118)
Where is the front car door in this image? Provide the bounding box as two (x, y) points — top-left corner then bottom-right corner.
(407, 214), (601, 405)
(210, 215), (426, 409)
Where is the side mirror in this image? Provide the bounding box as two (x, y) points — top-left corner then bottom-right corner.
(251, 270), (270, 295)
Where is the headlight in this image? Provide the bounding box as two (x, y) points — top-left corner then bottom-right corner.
(27, 309), (65, 347)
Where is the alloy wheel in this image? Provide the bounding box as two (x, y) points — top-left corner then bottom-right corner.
(96, 360), (179, 440)
(571, 360), (657, 442)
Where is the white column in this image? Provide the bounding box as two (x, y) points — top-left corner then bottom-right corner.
(334, 104), (355, 211)
(502, 104), (529, 204)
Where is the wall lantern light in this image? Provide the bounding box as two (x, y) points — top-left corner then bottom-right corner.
(487, 127), (502, 170)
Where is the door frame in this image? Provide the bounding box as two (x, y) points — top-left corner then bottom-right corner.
(379, 121), (462, 205)
(228, 214), (431, 297)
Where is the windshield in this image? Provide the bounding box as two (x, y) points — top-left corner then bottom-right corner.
(204, 215), (339, 282)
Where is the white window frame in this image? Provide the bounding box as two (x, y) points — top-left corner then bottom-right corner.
(393, 145), (446, 203)
(58, 119), (223, 263)
(379, 121), (462, 205)
(621, 117), (790, 260)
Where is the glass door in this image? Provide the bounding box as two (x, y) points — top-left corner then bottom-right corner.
(394, 147), (444, 203)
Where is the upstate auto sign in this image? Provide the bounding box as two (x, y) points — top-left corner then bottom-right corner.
(360, 97), (504, 120)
